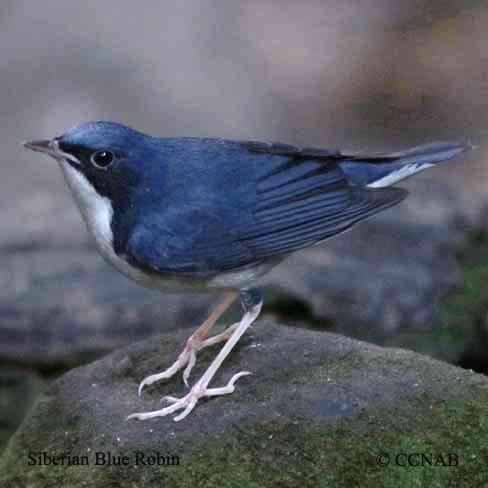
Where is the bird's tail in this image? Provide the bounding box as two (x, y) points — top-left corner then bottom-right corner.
(338, 141), (473, 188)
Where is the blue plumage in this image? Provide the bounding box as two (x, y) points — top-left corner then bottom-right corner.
(24, 121), (473, 422)
(339, 142), (470, 187)
(45, 122), (468, 279)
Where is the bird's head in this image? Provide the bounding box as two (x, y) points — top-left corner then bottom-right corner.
(23, 121), (156, 202)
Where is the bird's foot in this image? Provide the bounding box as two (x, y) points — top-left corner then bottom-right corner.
(128, 371), (251, 422)
(137, 323), (239, 395)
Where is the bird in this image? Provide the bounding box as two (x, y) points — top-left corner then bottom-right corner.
(24, 121), (471, 422)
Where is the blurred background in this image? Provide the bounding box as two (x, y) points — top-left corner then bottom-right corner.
(1, 0), (488, 450)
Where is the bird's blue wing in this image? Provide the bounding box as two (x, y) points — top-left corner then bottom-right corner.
(124, 142), (406, 277)
(234, 149), (407, 263)
(124, 204), (256, 275)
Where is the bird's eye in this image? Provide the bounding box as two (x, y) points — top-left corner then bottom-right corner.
(90, 150), (114, 169)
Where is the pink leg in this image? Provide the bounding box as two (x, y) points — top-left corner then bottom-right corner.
(128, 295), (263, 422)
(138, 291), (238, 395)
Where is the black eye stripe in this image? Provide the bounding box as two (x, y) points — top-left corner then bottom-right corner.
(57, 142), (92, 161)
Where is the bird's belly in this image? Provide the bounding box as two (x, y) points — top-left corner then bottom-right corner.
(103, 250), (276, 292)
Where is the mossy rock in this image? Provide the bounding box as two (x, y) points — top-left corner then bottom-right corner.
(1, 320), (487, 487)
(0, 367), (45, 454)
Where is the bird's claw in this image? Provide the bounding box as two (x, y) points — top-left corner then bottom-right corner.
(161, 395), (180, 404)
(182, 350), (197, 387)
(128, 371), (252, 422)
(137, 343), (194, 396)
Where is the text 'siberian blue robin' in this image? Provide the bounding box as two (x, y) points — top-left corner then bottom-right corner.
(24, 121), (472, 421)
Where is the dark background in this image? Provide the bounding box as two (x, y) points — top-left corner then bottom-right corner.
(1, 0), (488, 451)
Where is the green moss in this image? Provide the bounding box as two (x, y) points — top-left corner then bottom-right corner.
(2, 391), (487, 488)
(150, 394), (488, 488)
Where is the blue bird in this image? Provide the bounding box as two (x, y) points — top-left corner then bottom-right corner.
(24, 121), (471, 421)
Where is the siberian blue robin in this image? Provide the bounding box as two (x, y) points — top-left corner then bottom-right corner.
(24, 121), (471, 421)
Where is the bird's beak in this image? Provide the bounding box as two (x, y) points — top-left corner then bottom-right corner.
(23, 139), (61, 160)
(23, 138), (81, 166)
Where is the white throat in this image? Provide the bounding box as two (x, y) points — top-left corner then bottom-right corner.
(59, 161), (115, 258)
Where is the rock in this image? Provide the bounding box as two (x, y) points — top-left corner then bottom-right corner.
(1, 320), (487, 487)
